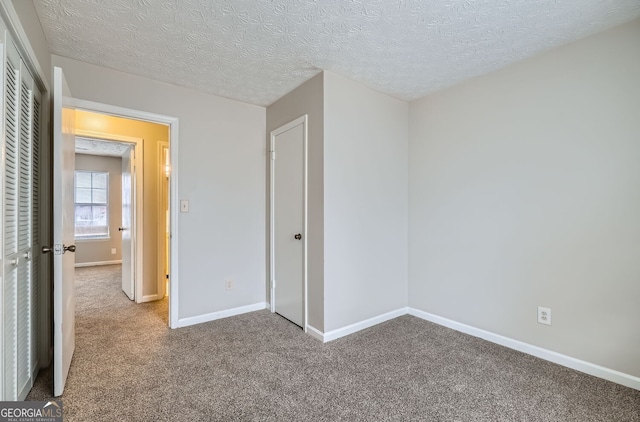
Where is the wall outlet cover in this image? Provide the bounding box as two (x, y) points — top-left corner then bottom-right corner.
(538, 306), (551, 325)
(225, 279), (234, 291)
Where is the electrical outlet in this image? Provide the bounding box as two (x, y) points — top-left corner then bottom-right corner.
(538, 306), (551, 325)
(111, 248), (116, 255)
(225, 279), (234, 291)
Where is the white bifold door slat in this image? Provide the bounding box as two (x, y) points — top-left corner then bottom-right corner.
(16, 60), (34, 400)
(31, 92), (41, 375)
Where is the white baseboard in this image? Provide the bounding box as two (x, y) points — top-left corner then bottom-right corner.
(306, 325), (324, 342)
(314, 307), (408, 343)
(75, 260), (122, 268)
(140, 294), (160, 303)
(176, 302), (266, 328)
(408, 307), (640, 391)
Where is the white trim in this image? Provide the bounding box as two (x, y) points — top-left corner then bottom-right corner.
(317, 308), (409, 343)
(74, 130), (142, 145)
(408, 308), (640, 391)
(307, 306), (640, 389)
(176, 302), (266, 328)
(74, 260), (122, 268)
(306, 325), (324, 342)
(65, 97), (180, 329)
(140, 294), (160, 303)
(269, 115), (308, 331)
(302, 116), (308, 334)
(168, 121), (178, 328)
(74, 236), (112, 242)
(156, 141), (169, 299)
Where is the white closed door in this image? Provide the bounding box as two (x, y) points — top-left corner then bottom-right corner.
(2, 37), (42, 401)
(121, 146), (134, 300)
(51, 67), (76, 397)
(271, 116), (307, 328)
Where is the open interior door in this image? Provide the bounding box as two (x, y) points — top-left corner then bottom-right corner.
(50, 67), (76, 397)
(121, 145), (135, 300)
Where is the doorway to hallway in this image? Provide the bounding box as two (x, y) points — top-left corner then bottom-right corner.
(73, 110), (172, 305)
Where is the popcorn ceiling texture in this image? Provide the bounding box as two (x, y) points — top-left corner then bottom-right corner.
(34, 0), (640, 106)
(75, 137), (131, 156)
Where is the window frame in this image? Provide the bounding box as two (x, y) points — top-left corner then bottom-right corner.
(74, 170), (110, 240)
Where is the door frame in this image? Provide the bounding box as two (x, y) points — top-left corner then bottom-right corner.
(74, 130), (143, 301)
(157, 141), (169, 298)
(68, 98), (180, 328)
(269, 115), (308, 332)
(156, 141), (171, 299)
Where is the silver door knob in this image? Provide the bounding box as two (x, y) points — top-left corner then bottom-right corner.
(294, 233), (302, 240)
(42, 246), (52, 254)
(63, 244), (76, 253)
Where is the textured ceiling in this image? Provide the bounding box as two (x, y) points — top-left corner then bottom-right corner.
(76, 137), (131, 157)
(33, 0), (640, 106)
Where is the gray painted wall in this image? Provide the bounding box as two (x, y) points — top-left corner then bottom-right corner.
(52, 55), (266, 321)
(10, 0), (51, 87)
(408, 19), (640, 378)
(266, 71), (410, 333)
(323, 72), (409, 332)
(266, 73), (325, 331)
(74, 154), (123, 265)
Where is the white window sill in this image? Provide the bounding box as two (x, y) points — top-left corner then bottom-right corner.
(75, 236), (111, 242)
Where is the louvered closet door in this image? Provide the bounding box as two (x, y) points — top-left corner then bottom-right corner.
(3, 36), (22, 401)
(16, 60), (35, 401)
(2, 35), (41, 401)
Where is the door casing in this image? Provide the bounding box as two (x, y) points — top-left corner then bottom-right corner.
(75, 130), (143, 301)
(157, 141), (169, 298)
(68, 98), (180, 328)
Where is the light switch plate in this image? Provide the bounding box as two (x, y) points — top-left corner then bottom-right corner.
(180, 200), (189, 213)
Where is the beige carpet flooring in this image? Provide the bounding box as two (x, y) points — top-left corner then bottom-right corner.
(27, 264), (640, 421)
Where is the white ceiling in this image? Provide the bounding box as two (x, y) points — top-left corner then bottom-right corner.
(33, 0), (640, 107)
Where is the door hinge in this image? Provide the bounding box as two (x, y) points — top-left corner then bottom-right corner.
(166, 274), (169, 279)
(270, 150), (276, 160)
